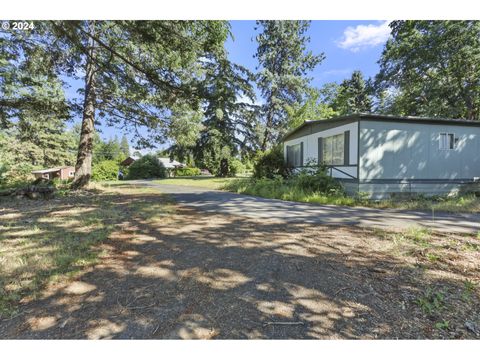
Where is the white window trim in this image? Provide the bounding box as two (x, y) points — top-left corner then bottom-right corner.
(439, 132), (456, 150)
(69, 171), (75, 177)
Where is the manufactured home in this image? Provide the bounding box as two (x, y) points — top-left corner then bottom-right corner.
(283, 114), (480, 199)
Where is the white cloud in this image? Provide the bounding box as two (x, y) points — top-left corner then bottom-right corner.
(337, 21), (391, 52)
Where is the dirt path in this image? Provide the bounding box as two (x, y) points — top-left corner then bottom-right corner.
(1, 188), (479, 339)
(135, 181), (480, 234)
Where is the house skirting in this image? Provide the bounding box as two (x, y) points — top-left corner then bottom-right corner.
(337, 178), (480, 199)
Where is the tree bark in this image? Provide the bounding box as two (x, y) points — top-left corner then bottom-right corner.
(72, 21), (97, 189)
(260, 107), (274, 152)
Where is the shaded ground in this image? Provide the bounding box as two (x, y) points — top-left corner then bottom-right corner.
(0, 185), (479, 339)
(133, 181), (480, 234)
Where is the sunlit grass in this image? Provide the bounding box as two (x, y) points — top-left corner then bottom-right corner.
(0, 184), (174, 317)
(151, 176), (238, 190)
(224, 178), (480, 213)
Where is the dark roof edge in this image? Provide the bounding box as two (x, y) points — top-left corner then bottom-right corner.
(281, 114), (360, 142)
(282, 113), (480, 142)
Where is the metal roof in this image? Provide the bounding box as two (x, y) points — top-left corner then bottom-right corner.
(282, 113), (480, 142)
(31, 166), (74, 174)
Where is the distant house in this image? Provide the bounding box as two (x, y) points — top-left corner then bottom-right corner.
(120, 156), (139, 167)
(119, 155), (186, 177)
(282, 113), (480, 199)
(31, 166), (75, 181)
(157, 157), (186, 169)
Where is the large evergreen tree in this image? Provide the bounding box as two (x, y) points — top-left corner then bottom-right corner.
(254, 20), (324, 150)
(195, 53), (257, 176)
(2, 21), (230, 187)
(375, 21), (480, 119)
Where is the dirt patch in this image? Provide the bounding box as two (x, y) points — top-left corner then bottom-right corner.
(0, 185), (479, 339)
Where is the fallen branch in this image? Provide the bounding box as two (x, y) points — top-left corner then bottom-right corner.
(0, 185), (55, 199)
(263, 321), (304, 327)
(334, 287), (351, 296)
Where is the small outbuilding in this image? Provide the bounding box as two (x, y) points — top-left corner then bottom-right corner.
(31, 166), (76, 181)
(120, 156), (139, 167)
(282, 113), (480, 199)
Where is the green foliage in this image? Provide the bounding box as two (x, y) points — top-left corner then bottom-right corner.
(93, 135), (128, 165)
(253, 146), (291, 179)
(229, 158), (246, 176)
(120, 135), (130, 158)
(434, 320), (450, 330)
(416, 288), (445, 315)
(2, 20), (232, 187)
(225, 175), (352, 206)
(292, 166), (344, 195)
(332, 70), (373, 115)
(174, 167), (201, 177)
(196, 129), (237, 177)
(92, 160), (119, 181)
(255, 20), (324, 149)
(168, 106), (204, 164)
(194, 51), (258, 174)
(126, 155), (166, 180)
(286, 87), (339, 129)
(462, 280), (477, 302)
(375, 21), (480, 119)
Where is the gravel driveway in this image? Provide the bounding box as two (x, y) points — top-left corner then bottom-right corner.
(134, 181), (480, 234)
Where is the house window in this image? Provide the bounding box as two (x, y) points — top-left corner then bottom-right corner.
(322, 133), (345, 165)
(286, 143), (303, 167)
(69, 171), (75, 177)
(439, 133), (456, 150)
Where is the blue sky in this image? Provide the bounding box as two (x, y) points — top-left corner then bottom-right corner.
(78, 20), (391, 149)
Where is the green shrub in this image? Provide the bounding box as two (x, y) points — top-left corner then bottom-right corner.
(0, 163), (9, 187)
(126, 155), (166, 179)
(293, 166), (344, 195)
(253, 146), (291, 179)
(92, 160), (119, 181)
(229, 158), (246, 176)
(174, 167), (201, 177)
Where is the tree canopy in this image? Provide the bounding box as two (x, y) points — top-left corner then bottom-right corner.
(375, 20), (480, 119)
(2, 20), (480, 187)
(255, 20), (324, 149)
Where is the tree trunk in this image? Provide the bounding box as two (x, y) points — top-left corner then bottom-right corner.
(72, 21), (97, 189)
(260, 109), (273, 152)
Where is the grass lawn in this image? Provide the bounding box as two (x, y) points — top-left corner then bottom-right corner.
(152, 176), (237, 190)
(0, 183), (174, 317)
(224, 177), (480, 213)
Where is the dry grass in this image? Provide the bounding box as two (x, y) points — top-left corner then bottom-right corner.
(0, 183), (479, 339)
(0, 184), (174, 317)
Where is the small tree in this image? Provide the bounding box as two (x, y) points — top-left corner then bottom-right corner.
(253, 146), (291, 179)
(92, 160), (119, 181)
(126, 155), (166, 179)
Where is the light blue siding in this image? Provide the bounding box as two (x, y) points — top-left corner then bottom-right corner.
(359, 120), (480, 181)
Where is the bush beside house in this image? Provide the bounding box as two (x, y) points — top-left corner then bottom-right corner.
(126, 155), (167, 179)
(174, 167), (201, 177)
(253, 145), (291, 179)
